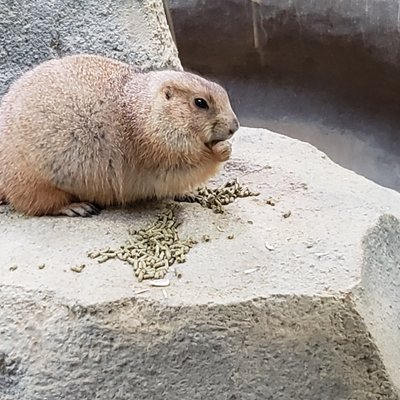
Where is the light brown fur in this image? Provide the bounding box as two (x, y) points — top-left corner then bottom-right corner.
(0, 54), (239, 216)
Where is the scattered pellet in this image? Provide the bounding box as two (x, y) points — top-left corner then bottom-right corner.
(87, 205), (196, 282)
(175, 178), (260, 213)
(38, 264), (46, 270)
(283, 210), (292, 218)
(9, 265), (18, 271)
(70, 264), (86, 273)
(149, 278), (170, 287)
(227, 234), (234, 239)
(97, 255), (110, 263)
(87, 179), (259, 282)
(174, 269), (183, 279)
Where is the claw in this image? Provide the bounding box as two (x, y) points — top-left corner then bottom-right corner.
(58, 202), (101, 217)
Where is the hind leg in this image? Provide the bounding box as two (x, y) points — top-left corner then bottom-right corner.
(7, 179), (100, 217)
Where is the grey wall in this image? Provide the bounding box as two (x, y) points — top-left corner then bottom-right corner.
(167, 0), (400, 192)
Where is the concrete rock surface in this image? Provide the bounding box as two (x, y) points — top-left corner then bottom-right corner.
(0, 0), (181, 97)
(1, 127), (400, 399)
(357, 214), (400, 392)
(1, 289), (398, 400)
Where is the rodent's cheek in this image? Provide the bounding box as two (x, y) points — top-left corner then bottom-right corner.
(198, 124), (215, 144)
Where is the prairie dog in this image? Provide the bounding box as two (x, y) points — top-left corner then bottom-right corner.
(0, 54), (239, 216)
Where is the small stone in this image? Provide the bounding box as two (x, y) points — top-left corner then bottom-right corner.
(244, 268), (259, 274)
(264, 241), (275, 251)
(132, 289), (149, 295)
(203, 235), (211, 242)
(149, 279), (170, 287)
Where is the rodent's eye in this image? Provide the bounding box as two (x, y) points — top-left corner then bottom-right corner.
(194, 98), (209, 110)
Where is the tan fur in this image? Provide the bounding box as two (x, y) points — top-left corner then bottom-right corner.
(0, 54), (239, 216)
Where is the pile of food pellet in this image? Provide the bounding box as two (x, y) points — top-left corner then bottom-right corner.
(176, 178), (259, 213)
(88, 205), (196, 282)
(88, 180), (260, 282)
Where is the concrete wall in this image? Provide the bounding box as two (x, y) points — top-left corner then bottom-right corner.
(167, 0), (400, 192)
(169, 0), (400, 79)
(0, 0), (182, 98)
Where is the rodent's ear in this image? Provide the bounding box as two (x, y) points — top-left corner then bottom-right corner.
(163, 85), (173, 100)
(162, 81), (188, 100)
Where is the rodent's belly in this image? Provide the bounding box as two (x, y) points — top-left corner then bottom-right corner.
(122, 172), (190, 202)
(47, 159), (198, 205)
(55, 159), (219, 205)
(121, 165), (217, 203)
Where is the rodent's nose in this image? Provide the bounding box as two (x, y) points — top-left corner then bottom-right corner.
(229, 117), (240, 135)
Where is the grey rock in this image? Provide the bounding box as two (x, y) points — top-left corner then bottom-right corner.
(1, 127), (400, 398)
(0, 288), (398, 400)
(356, 214), (400, 392)
(0, 0), (181, 98)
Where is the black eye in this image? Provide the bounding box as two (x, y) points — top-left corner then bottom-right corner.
(194, 98), (209, 109)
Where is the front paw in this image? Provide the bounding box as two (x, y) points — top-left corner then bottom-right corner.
(211, 141), (232, 162)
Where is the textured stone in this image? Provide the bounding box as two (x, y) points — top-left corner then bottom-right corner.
(0, 288), (398, 400)
(1, 0), (397, 396)
(0, 0), (181, 97)
(2, 127), (400, 305)
(356, 214), (400, 392)
(1, 127), (400, 398)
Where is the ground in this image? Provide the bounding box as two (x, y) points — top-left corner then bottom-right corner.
(1, 127), (399, 399)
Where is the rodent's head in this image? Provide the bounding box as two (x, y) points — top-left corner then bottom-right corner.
(150, 71), (239, 153)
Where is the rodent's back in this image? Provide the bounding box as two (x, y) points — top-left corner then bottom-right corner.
(0, 55), (137, 204)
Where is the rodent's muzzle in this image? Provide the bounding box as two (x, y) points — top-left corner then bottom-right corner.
(206, 115), (240, 149)
(214, 116), (240, 140)
(228, 117), (240, 136)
